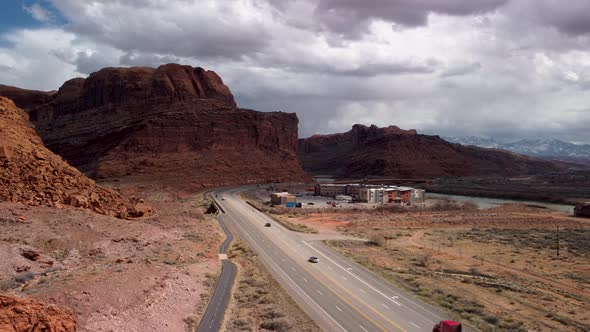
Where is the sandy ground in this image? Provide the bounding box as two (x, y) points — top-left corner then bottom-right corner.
(0, 182), (222, 331)
(295, 205), (590, 331)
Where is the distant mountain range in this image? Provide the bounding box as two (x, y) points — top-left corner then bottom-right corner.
(298, 125), (559, 178)
(444, 136), (590, 160)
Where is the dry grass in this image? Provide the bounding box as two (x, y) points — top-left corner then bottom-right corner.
(324, 206), (590, 332)
(225, 241), (319, 332)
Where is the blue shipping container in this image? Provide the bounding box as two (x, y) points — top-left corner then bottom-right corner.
(285, 202), (297, 208)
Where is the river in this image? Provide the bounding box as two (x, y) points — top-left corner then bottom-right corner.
(426, 192), (574, 214)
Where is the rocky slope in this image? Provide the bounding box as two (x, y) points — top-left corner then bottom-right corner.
(0, 64), (307, 185)
(0, 97), (150, 218)
(298, 124), (560, 178)
(0, 294), (76, 332)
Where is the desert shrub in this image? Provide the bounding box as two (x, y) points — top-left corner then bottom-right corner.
(261, 309), (286, 320)
(367, 233), (385, 246)
(260, 318), (291, 331)
(14, 272), (35, 283)
(414, 254), (431, 268)
(484, 315), (499, 325)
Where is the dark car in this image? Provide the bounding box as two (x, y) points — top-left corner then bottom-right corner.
(264, 222), (271, 227)
(308, 256), (318, 263)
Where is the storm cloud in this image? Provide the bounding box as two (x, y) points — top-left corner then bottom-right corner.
(1, 0), (590, 143)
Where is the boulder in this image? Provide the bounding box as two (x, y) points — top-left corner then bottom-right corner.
(0, 294), (76, 332)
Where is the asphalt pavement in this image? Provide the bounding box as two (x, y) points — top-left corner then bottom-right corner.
(213, 187), (465, 332)
(196, 198), (237, 332)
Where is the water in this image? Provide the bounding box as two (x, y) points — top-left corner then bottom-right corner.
(426, 192), (574, 214)
(312, 175), (336, 183)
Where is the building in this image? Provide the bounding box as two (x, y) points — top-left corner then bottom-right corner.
(270, 192), (297, 205)
(359, 187), (385, 204)
(411, 189), (426, 204)
(345, 184), (361, 198)
(314, 184), (346, 198)
(315, 182), (426, 205)
(382, 187), (401, 204)
(397, 187), (414, 204)
(574, 203), (590, 218)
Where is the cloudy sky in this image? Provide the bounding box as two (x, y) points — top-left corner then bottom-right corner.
(1, 0), (590, 142)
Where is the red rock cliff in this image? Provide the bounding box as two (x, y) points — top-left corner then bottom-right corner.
(298, 124), (559, 178)
(1, 64), (307, 186)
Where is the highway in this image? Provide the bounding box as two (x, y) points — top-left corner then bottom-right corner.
(197, 199), (237, 332)
(213, 187), (460, 332)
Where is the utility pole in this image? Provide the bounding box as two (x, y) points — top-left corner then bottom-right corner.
(556, 223), (560, 257)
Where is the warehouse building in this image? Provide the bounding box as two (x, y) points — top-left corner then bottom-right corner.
(270, 192), (297, 205)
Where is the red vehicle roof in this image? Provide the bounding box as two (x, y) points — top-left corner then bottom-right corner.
(442, 320), (461, 326)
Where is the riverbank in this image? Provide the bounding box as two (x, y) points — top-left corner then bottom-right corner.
(421, 173), (590, 206)
(426, 192), (575, 214)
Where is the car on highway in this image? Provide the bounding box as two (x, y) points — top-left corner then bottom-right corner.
(264, 222), (271, 227)
(308, 256), (318, 263)
(433, 320), (462, 332)
(221, 197), (225, 200)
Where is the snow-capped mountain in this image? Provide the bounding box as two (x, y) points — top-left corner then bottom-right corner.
(444, 136), (501, 149)
(444, 136), (590, 159)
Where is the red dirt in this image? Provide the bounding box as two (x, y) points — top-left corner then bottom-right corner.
(0, 294), (76, 332)
(0, 183), (222, 331)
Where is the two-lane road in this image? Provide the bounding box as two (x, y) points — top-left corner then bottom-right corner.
(213, 188), (462, 332)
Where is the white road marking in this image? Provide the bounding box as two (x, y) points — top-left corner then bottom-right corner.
(381, 303), (390, 309)
(336, 306), (343, 312)
(303, 278), (308, 283)
(359, 289), (366, 294)
(342, 276), (348, 280)
(303, 241), (402, 306)
(291, 267), (296, 272)
(317, 290), (323, 295)
(410, 322), (420, 328)
(359, 325), (369, 332)
(224, 207), (348, 332)
(312, 242), (442, 321)
(229, 189), (441, 330)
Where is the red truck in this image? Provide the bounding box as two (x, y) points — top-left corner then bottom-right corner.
(433, 320), (462, 332)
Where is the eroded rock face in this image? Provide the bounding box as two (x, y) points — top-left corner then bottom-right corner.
(0, 64), (307, 185)
(0, 97), (152, 218)
(298, 124), (560, 178)
(0, 84), (54, 110)
(0, 294), (76, 332)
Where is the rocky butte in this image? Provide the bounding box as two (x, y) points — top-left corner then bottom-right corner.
(0, 97), (150, 218)
(298, 124), (560, 178)
(0, 64), (307, 186)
